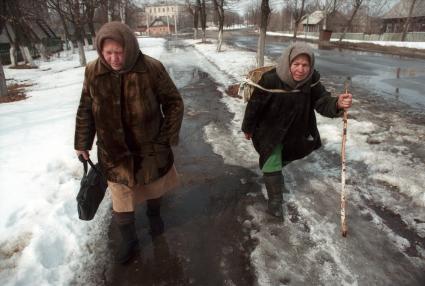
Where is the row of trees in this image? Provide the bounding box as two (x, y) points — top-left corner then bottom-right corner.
(0, 0), (139, 96)
(187, 0), (418, 67)
(0, 0), (420, 97)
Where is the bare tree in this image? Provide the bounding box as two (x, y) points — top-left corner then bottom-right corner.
(47, 0), (87, 66)
(186, 0), (200, 39)
(107, 0), (114, 22)
(47, 0), (73, 50)
(212, 0), (224, 51)
(401, 0), (417, 41)
(257, 0), (270, 67)
(83, 0), (101, 47)
(196, 0), (207, 42)
(288, 0), (306, 40)
(312, 0), (343, 30)
(0, 16), (7, 95)
(119, 0), (128, 24)
(68, 0), (87, 65)
(2, 0), (37, 67)
(0, 62), (7, 97)
(339, 0), (364, 41)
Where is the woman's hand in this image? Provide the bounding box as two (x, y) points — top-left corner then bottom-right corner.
(244, 133), (253, 140)
(337, 93), (353, 110)
(76, 150), (90, 161)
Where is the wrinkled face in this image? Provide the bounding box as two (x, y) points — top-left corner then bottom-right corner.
(290, 54), (311, 82)
(102, 39), (124, 71)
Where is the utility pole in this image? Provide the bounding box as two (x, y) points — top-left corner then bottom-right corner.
(174, 5), (178, 35)
(146, 10), (150, 36)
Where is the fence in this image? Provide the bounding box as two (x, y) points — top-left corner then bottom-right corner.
(330, 32), (425, 42)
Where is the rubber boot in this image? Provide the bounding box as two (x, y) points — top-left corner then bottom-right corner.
(263, 172), (284, 219)
(114, 212), (139, 264)
(146, 198), (164, 237)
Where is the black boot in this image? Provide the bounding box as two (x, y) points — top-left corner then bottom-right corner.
(263, 172), (284, 219)
(146, 198), (164, 237)
(114, 212), (139, 264)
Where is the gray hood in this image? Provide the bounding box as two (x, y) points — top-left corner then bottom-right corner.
(276, 42), (315, 89)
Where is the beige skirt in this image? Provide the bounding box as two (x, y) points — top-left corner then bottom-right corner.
(108, 165), (181, 212)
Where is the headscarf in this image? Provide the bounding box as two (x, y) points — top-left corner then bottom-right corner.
(276, 42), (315, 89)
(95, 21), (140, 73)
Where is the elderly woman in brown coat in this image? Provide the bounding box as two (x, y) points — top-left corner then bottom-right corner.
(74, 22), (183, 264)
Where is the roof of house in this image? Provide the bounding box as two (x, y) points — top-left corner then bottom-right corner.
(149, 18), (174, 27)
(301, 10), (325, 25)
(383, 0), (425, 19)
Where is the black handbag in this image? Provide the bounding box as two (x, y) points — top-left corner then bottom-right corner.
(77, 156), (108, 221)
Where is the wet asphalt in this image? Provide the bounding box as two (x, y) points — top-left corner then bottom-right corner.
(217, 30), (425, 110)
(104, 42), (259, 286)
(99, 34), (425, 286)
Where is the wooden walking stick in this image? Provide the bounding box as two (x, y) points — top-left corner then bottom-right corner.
(341, 80), (350, 237)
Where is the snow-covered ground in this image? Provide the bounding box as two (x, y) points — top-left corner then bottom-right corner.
(0, 38), (166, 286)
(185, 38), (425, 285)
(267, 31), (425, 50)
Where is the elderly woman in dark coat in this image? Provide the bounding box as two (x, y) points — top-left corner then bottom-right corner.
(74, 22), (183, 263)
(242, 42), (352, 220)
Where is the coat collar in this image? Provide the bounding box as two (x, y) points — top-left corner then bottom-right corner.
(93, 52), (147, 77)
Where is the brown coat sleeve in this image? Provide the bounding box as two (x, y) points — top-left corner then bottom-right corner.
(152, 62), (184, 146)
(74, 66), (96, 150)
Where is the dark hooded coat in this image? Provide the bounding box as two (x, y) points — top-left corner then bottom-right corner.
(241, 42), (341, 168)
(74, 22), (183, 187)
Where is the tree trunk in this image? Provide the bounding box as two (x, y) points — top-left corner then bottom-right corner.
(293, 25), (298, 40)
(120, 0), (126, 24)
(4, 25), (17, 66)
(87, 14), (97, 50)
(0, 61), (8, 97)
(108, 0), (113, 22)
(193, 7), (199, 40)
(74, 22), (87, 66)
(257, 0), (270, 67)
(197, 0), (207, 43)
(35, 43), (49, 61)
(69, 40), (75, 54)
(20, 46), (36, 67)
(401, 0), (417, 41)
(58, 9), (71, 50)
(84, 37), (90, 48)
(9, 44), (17, 66)
(213, 0), (225, 52)
(292, 0), (306, 40)
(77, 40), (87, 66)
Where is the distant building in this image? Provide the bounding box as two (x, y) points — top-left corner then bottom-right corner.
(147, 18), (175, 36)
(383, 0), (425, 32)
(143, 2), (192, 33)
(301, 10), (347, 33)
(145, 3), (185, 18)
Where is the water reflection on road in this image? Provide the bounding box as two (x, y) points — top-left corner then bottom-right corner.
(221, 31), (425, 110)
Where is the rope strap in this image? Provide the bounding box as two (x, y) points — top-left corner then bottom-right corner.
(240, 78), (321, 94)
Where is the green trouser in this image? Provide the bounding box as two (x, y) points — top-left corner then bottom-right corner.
(261, 144), (288, 173)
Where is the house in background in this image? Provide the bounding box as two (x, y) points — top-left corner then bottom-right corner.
(147, 18), (175, 36)
(383, 0), (425, 32)
(301, 10), (347, 33)
(0, 19), (62, 65)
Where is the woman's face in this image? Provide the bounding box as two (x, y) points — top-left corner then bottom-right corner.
(290, 54), (311, 81)
(102, 39), (125, 71)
